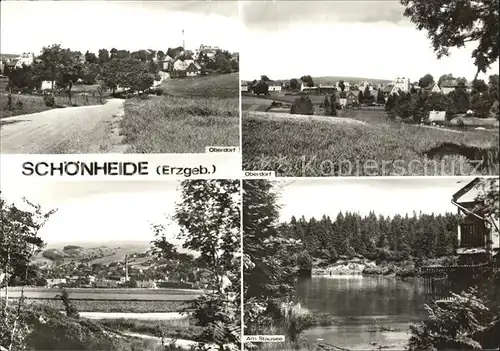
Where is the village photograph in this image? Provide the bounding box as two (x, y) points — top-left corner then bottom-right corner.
(0, 1), (239, 154)
(0, 178), (241, 351)
(241, 1), (499, 176)
(243, 177), (499, 351)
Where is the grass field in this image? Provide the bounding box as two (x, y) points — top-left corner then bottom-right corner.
(28, 299), (187, 313)
(242, 111), (499, 176)
(98, 319), (202, 340)
(120, 73), (239, 153)
(1, 92), (103, 118)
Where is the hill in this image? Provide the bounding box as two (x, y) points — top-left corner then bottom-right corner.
(35, 241), (152, 266)
(0, 53), (19, 61)
(312, 76), (393, 85)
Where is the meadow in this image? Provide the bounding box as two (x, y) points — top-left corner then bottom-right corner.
(1, 91), (103, 119)
(27, 299), (186, 313)
(242, 111), (499, 177)
(120, 73), (239, 153)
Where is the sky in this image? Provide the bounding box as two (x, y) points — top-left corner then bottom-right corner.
(0, 179), (185, 247)
(241, 1), (499, 82)
(277, 177), (478, 222)
(0, 1), (240, 55)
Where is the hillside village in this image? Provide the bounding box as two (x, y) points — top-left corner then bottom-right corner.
(0, 43), (238, 96)
(242, 74), (499, 124)
(23, 244), (213, 290)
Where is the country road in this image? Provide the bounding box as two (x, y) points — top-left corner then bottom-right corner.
(1, 99), (127, 154)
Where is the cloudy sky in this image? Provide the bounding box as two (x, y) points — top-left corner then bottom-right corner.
(277, 177), (477, 222)
(1, 1), (240, 55)
(241, 1), (499, 81)
(1, 178), (185, 247)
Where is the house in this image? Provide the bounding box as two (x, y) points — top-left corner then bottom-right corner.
(241, 81), (249, 92)
(345, 90), (359, 106)
(440, 79), (458, 94)
(427, 110), (446, 124)
(451, 177), (500, 264)
(318, 84), (336, 95)
(136, 280), (157, 289)
(268, 82), (282, 92)
(40, 81), (56, 91)
(300, 82), (319, 93)
(393, 77), (410, 92)
(95, 279), (119, 288)
(161, 55), (174, 71)
(171, 59), (201, 78)
(382, 85), (398, 98)
(46, 278), (67, 287)
(428, 82), (441, 93)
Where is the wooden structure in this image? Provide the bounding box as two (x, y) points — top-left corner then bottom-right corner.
(421, 178), (499, 301)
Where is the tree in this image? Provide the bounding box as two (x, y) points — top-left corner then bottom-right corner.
(438, 73), (454, 87)
(300, 75), (314, 87)
(488, 74), (499, 101)
(408, 288), (493, 350)
(33, 44), (74, 93)
(338, 80), (346, 92)
(157, 50), (165, 62)
(418, 74), (434, 88)
(449, 86), (471, 114)
(289, 78), (299, 90)
(101, 58), (153, 94)
(167, 180), (241, 350)
(377, 89), (385, 104)
(1, 195), (56, 351)
(358, 91), (364, 104)
(98, 49), (109, 65)
(363, 86), (373, 104)
(84, 51), (98, 64)
(401, 0), (499, 80)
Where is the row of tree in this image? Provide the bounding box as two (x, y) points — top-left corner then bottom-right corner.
(279, 211), (459, 263)
(3, 44), (239, 98)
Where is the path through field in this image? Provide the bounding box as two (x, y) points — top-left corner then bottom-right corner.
(1, 99), (126, 153)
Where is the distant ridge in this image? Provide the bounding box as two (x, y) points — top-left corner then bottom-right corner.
(0, 53), (20, 60)
(243, 75), (393, 85)
(312, 76), (393, 85)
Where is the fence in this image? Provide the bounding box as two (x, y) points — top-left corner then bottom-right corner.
(420, 263), (498, 302)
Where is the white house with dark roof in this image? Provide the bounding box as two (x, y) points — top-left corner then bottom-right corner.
(172, 59), (201, 77)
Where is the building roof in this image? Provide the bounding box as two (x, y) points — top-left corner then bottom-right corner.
(383, 85), (394, 93)
(173, 59), (201, 71)
(452, 177), (499, 203)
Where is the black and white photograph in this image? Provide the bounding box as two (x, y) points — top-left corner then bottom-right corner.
(0, 1), (239, 154)
(243, 177), (499, 350)
(241, 1), (499, 177)
(0, 178), (241, 351)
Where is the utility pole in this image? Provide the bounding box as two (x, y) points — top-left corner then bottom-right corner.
(182, 30), (185, 51)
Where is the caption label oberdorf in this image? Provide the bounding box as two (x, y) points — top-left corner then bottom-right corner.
(21, 161), (216, 178)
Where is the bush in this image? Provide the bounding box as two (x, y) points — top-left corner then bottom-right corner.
(457, 117), (465, 127)
(408, 288), (493, 350)
(155, 88), (163, 96)
(290, 95), (314, 115)
(43, 94), (55, 107)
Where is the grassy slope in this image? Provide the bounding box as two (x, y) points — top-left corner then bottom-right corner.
(1, 92), (103, 119)
(120, 73), (239, 153)
(30, 299), (186, 313)
(242, 112), (499, 176)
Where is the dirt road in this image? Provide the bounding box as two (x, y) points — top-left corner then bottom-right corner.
(1, 99), (127, 154)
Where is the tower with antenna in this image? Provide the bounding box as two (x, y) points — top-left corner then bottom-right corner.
(125, 255), (129, 282)
(182, 29), (185, 51)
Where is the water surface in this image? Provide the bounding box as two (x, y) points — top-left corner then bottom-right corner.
(297, 276), (427, 350)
